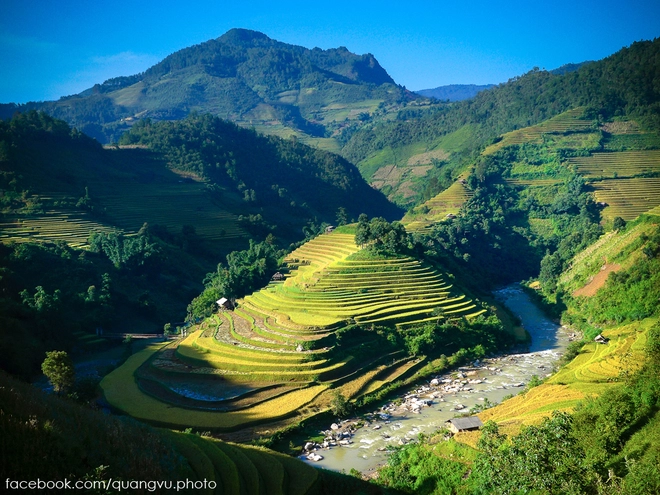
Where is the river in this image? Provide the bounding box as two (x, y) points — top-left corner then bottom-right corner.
(300, 284), (571, 474)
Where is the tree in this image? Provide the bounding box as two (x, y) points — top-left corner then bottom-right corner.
(355, 213), (371, 247)
(41, 351), (74, 394)
(613, 216), (626, 231)
(330, 390), (351, 418)
(472, 412), (589, 494)
(336, 207), (348, 226)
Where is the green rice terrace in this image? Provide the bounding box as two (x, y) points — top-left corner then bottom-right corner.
(0, 206), (121, 248)
(0, 182), (247, 247)
(402, 173), (473, 232)
(567, 150), (660, 220)
(102, 229), (485, 431)
(482, 107), (597, 156)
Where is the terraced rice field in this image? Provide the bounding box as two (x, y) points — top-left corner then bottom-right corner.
(402, 176), (473, 231)
(163, 430), (320, 495)
(590, 177), (660, 220)
(101, 343), (329, 430)
(97, 182), (246, 241)
(0, 209), (121, 247)
(103, 230), (485, 431)
(567, 150), (660, 179)
(2, 162), (247, 248)
(244, 232), (484, 327)
(482, 108), (595, 155)
(473, 319), (653, 434)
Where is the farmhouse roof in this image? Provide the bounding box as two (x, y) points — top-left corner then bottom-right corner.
(216, 297), (229, 306)
(447, 416), (483, 430)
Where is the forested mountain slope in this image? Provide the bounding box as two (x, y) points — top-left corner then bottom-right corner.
(343, 38), (660, 205)
(0, 28), (415, 148)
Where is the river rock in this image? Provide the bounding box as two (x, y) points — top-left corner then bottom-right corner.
(330, 423), (339, 430)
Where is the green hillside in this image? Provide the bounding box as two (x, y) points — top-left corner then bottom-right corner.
(0, 28), (417, 147)
(343, 38), (660, 206)
(0, 370), (388, 495)
(0, 111), (401, 247)
(101, 228), (508, 432)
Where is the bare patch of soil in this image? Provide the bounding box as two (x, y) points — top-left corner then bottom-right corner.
(407, 149), (450, 166)
(573, 263), (622, 297)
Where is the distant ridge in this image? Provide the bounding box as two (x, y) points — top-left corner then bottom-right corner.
(414, 84), (496, 101)
(414, 62), (588, 101)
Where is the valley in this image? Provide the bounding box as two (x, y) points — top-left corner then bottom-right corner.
(1, 28), (660, 495)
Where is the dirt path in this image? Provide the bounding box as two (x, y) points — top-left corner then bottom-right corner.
(573, 263), (622, 297)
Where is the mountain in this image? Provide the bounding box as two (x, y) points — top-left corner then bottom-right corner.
(0, 28), (415, 147)
(414, 84), (495, 101)
(342, 38), (660, 206)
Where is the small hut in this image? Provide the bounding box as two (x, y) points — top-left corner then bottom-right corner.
(272, 272), (285, 281)
(446, 416), (483, 434)
(325, 225), (335, 233)
(216, 297), (234, 310)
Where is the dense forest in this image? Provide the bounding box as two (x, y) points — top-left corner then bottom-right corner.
(118, 113), (403, 235)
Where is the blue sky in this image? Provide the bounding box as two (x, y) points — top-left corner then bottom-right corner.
(2, 0), (659, 103)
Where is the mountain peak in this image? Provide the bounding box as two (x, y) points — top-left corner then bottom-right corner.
(6, 29), (406, 143)
(218, 28), (272, 43)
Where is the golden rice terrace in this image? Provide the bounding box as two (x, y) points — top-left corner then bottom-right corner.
(101, 229), (485, 431)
